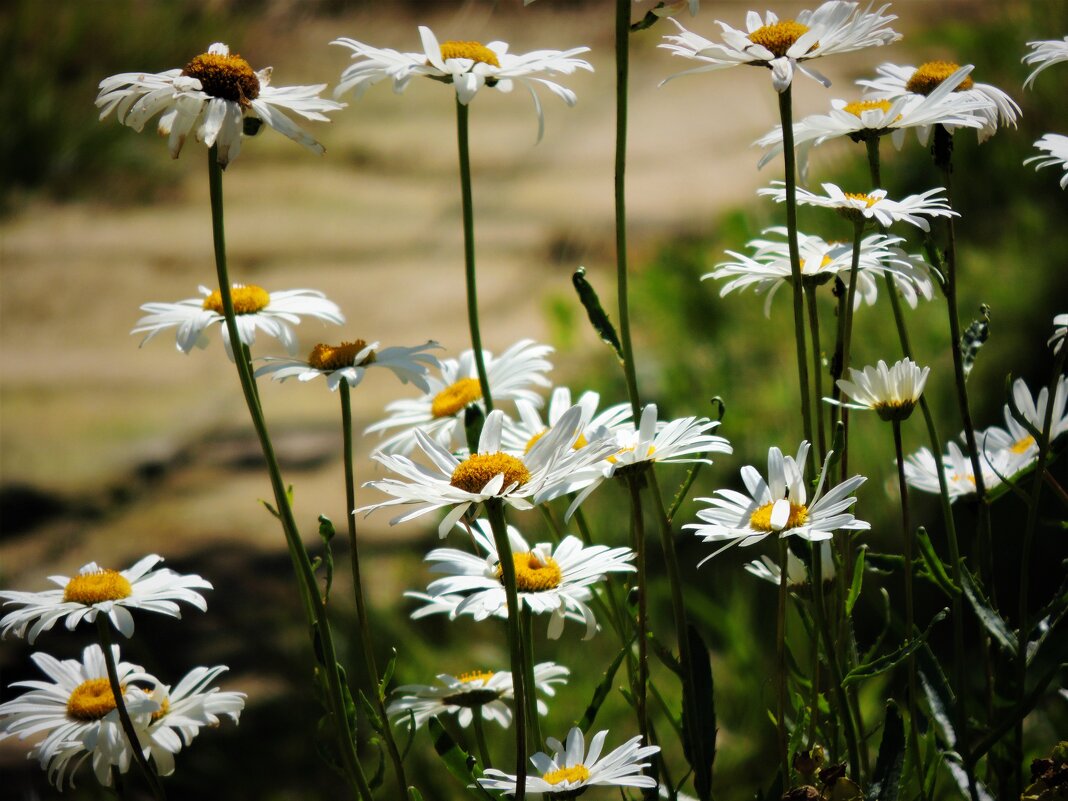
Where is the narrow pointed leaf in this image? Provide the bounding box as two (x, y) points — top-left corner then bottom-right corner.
(843, 608), (947, 686)
(914, 526), (961, 597)
(428, 717), (494, 798)
(869, 701), (905, 801)
(960, 562), (1017, 655)
(317, 514), (336, 600)
(846, 547), (865, 615)
(682, 624), (716, 801)
(578, 638), (631, 733)
(572, 267), (623, 360)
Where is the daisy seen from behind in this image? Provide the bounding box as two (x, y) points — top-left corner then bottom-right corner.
(366, 339), (553, 456)
(502, 387), (632, 456)
(479, 726), (660, 796)
(96, 42), (343, 167)
(688, 441), (869, 561)
(332, 26), (593, 141)
(1051, 313), (1068, 354)
(745, 540), (836, 589)
(1026, 134), (1068, 190)
(659, 2), (899, 93)
(254, 339), (441, 393)
(1024, 36), (1068, 88)
(980, 375), (1068, 478)
(902, 438), (1004, 502)
(828, 357), (930, 421)
(858, 60), (1021, 143)
(387, 662), (569, 729)
(759, 181), (956, 232)
(133, 283), (344, 360)
(413, 519), (635, 639)
(359, 405), (617, 537)
(1, 554), (211, 643)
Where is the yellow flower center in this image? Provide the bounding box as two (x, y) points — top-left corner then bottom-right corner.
(819, 254), (833, 269)
(202, 284), (270, 315)
(458, 670), (495, 684)
(182, 51), (260, 106)
(450, 452), (531, 494)
(151, 697), (171, 722)
(497, 552), (563, 592)
(844, 192), (879, 208)
(440, 40), (501, 68)
(67, 678), (122, 721)
(307, 340), (376, 371)
(749, 21), (811, 58)
(431, 378), (483, 418)
(543, 764), (591, 785)
(905, 61), (974, 95)
(843, 98), (894, 117)
(950, 473), (977, 486)
(442, 670), (502, 707)
(63, 569), (133, 604)
(749, 501), (809, 532)
(1011, 436), (1036, 454)
(524, 430), (589, 454)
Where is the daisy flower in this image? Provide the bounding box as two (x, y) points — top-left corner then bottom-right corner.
(415, 519), (635, 639)
(366, 339), (554, 456)
(359, 405), (617, 538)
(132, 283), (344, 360)
(858, 61), (1021, 143)
(659, 2), (899, 93)
(139, 665), (245, 777)
(708, 227), (935, 316)
(827, 358), (930, 422)
(254, 339), (441, 393)
(0, 555), (211, 643)
(902, 439), (1003, 502)
(758, 181), (956, 232)
(1051, 313), (1068, 354)
(502, 387), (632, 455)
(0, 645), (158, 789)
(1026, 134), (1068, 190)
(479, 726), (659, 796)
(387, 662), (569, 729)
(687, 441), (869, 561)
(332, 26), (593, 141)
(1023, 36), (1068, 88)
(744, 540), (835, 589)
(525, 0), (699, 16)
(96, 42), (343, 167)
(980, 375), (1068, 477)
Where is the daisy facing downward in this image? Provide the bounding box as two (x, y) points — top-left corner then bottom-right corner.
(255, 339), (441, 393)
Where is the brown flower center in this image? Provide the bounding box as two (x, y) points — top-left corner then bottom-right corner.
(749, 501), (809, 532)
(905, 61), (974, 95)
(307, 340), (376, 371)
(749, 21), (812, 58)
(450, 452), (531, 494)
(440, 41), (501, 68)
(496, 552), (563, 592)
(63, 569), (133, 604)
(431, 378), (483, 418)
(67, 678), (121, 721)
(182, 51), (260, 106)
(202, 284), (270, 315)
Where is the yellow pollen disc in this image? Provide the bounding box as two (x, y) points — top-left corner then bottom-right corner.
(151, 697), (171, 722)
(497, 552), (563, 592)
(843, 98), (893, 116)
(844, 192), (879, 208)
(543, 764), (591, 785)
(182, 51), (260, 106)
(440, 40), (501, 67)
(1011, 436), (1036, 454)
(307, 340), (376, 371)
(450, 452), (531, 494)
(819, 254), (833, 269)
(63, 569), (133, 604)
(524, 430), (589, 454)
(431, 378), (483, 418)
(950, 473), (977, 486)
(906, 61), (974, 95)
(458, 670), (495, 684)
(749, 20), (812, 58)
(749, 501), (809, 532)
(202, 284), (270, 315)
(67, 678), (122, 721)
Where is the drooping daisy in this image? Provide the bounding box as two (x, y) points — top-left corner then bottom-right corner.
(96, 42), (343, 167)
(0, 645), (158, 789)
(479, 726), (660, 796)
(254, 339), (441, 393)
(1023, 36), (1068, 88)
(132, 284), (344, 360)
(387, 662), (569, 729)
(332, 26), (593, 141)
(858, 61), (1021, 143)
(359, 406), (616, 538)
(525, 0), (699, 16)
(708, 227), (935, 316)
(416, 519), (635, 639)
(826, 358), (930, 422)
(1026, 134), (1068, 190)
(139, 665), (246, 777)
(744, 540), (835, 589)
(980, 375), (1068, 477)
(758, 181), (956, 232)
(659, 2), (899, 93)
(1051, 313), (1068, 354)
(0, 555), (211, 643)
(687, 441), (869, 561)
(501, 387), (632, 456)
(902, 439), (1003, 502)
(366, 339), (553, 456)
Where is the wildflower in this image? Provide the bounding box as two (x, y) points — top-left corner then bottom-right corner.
(745, 541), (836, 588)
(827, 358), (930, 421)
(759, 181), (956, 231)
(902, 439), (1002, 501)
(502, 387), (632, 456)
(1026, 134), (1068, 190)
(1023, 36), (1068, 88)
(981, 375), (1068, 477)
(255, 339), (441, 393)
(1051, 313), (1068, 354)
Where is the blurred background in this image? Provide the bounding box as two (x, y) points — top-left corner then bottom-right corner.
(2, 0), (1066, 798)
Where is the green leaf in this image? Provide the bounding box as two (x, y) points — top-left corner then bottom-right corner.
(428, 717), (494, 798)
(846, 546), (866, 615)
(400, 710), (417, 761)
(578, 639), (631, 733)
(917, 643), (956, 747)
(408, 788), (425, 801)
(317, 514), (336, 600)
(843, 608), (948, 686)
(380, 649), (398, 700)
(681, 624), (716, 801)
(861, 588), (893, 664)
(650, 634), (684, 677)
(572, 267), (623, 361)
(869, 701), (905, 801)
(914, 526), (961, 597)
(960, 562), (1017, 655)
(367, 739), (386, 789)
(960, 303), (991, 382)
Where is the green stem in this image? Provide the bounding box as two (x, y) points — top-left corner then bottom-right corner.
(455, 99), (493, 413)
(520, 608), (542, 750)
(95, 619), (166, 801)
(804, 282), (828, 461)
(207, 147), (372, 801)
(776, 535), (791, 785)
(340, 383), (409, 794)
(485, 499), (528, 801)
(837, 218), (867, 480)
(473, 714), (493, 770)
(626, 474), (650, 748)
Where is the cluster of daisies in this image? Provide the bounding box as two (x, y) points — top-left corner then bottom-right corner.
(0, 556), (243, 789)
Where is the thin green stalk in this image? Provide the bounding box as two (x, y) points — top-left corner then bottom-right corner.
(776, 535), (791, 785)
(485, 499), (529, 801)
(207, 147), (372, 801)
(804, 282), (828, 461)
(455, 99), (493, 413)
(340, 383), (409, 793)
(837, 218), (867, 479)
(473, 714), (493, 770)
(625, 474), (650, 748)
(520, 608), (542, 750)
(95, 619), (166, 801)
